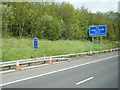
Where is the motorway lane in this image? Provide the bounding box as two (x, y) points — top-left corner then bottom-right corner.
(2, 52), (118, 88)
(1, 51), (118, 84)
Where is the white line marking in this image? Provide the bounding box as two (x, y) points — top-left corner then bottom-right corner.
(53, 62), (59, 64)
(0, 55), (118, 87)
(21, 64), (49, 70)
(76, 77), (94, 85)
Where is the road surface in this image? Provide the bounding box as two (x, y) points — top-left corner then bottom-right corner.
(0, 51), (119, 88)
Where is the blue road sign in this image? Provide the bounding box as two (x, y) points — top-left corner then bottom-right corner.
(89, 25), (107, 37)
(33, 38), (38, 49)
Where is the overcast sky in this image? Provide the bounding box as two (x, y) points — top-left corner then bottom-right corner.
(55, 0), (119, 13)
(2, 0), (120, 13)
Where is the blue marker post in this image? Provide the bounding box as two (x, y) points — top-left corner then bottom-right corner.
(33, 38), (39, 58)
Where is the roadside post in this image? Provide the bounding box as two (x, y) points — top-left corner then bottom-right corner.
(44, 55), (46, 60)
(16, 60), (20, 70)
(49, 56), (52, 63)
(110, 48), (112, 52)
(89, 50), (93, 56)
(33, 38), (39, 58)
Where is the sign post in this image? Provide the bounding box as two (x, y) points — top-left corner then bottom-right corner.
(97, 37), (98, 43)
(92, 37), (94, 42)
(100, 37), (102, 44)
(33, 38), (39, 58)
(89, 25), (107, 43)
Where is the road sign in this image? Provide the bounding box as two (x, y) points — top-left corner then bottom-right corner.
(89, 25), (107, 37)
(33, 38), (38, 49)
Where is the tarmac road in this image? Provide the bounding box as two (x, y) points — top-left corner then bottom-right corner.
(1, 51), (119, 88)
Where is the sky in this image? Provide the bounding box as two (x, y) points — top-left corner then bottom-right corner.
(2, 0), (120, 13)
(62, 0), (119, 13)
(29, 0), (119, 13)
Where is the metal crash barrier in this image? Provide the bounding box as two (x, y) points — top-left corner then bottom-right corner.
(0, 48), (119, 71)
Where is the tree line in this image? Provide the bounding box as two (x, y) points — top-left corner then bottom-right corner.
(1, 2), (119, 41)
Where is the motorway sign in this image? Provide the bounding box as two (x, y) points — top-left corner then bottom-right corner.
(89, 25), (107, 37)
(33, 38), (39, 49)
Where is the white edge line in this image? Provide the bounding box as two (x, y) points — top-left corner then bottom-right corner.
(21, 63), (49, 69)
(0, 55), (118, 87)
(0, 62), (60, 74)
(76, 77), (94, 85)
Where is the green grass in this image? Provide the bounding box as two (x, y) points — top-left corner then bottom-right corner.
(2, 37), (118, 62)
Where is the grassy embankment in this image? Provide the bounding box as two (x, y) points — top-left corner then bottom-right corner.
(2, 37), (118, 62)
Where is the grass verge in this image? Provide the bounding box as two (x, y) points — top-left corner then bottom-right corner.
(2, 37), (118, 62)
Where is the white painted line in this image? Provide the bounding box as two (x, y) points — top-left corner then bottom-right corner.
(76, 77), (94, 85)
(1, 63), (60, 74)
(21, 62), (59, 69)
(21, 64), (49, 70)
(0, 64), (50, 74)
(53, 62), (59, 64)
(0, 55), (118, 87)
(0, 70), (16, 74)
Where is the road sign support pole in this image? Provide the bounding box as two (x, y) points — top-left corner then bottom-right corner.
(97, 37), (98, 43)
(36, 49), (38, 58)
(100, 37), (102, 44)
(92, 37), (94, 42)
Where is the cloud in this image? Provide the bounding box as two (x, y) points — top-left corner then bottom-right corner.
(63, 0), (119, 13)
(63, 0), (119, 3)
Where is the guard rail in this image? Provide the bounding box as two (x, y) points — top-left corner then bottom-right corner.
(0, 48), (119, 70)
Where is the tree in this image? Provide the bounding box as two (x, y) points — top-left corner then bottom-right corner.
(1, 2), (118, 41)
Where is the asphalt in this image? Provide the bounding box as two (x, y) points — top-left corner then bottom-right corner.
(1, 51), (119, 88)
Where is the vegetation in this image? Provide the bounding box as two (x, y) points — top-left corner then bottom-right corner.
(2, 38), (117, 62)
(1, 2), (119, 41)
(1, 2), (119, 62)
